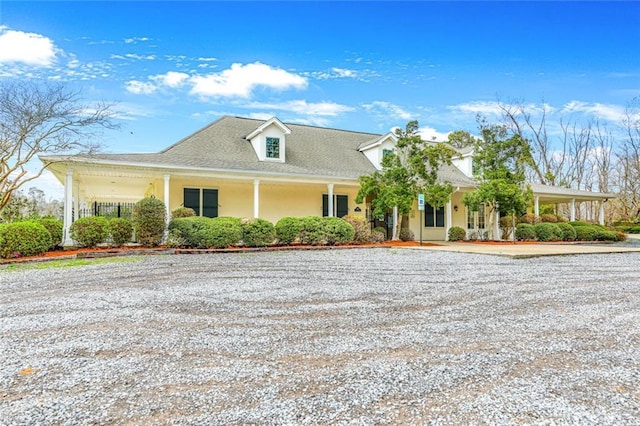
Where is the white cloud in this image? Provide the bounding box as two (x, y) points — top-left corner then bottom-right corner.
(562, 101), (626, 122)
(124, 37), (151, 44)
(190, 62), (308, 98)
(419, 126), (451, 142)
(244, 100), (353, 116)
(125, 80), (157, 95)
(0, 27), (58, 66)
(448, 101), (503, 117)
(362, 101), (413, 121)
(150, 71), (189, 88)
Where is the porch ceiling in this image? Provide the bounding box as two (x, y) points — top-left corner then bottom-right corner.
(530, 183), (615, 204)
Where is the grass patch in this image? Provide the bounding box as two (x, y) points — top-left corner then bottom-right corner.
(2, 256), (143, 272)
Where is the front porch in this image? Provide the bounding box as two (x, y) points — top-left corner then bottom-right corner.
(46, 162), (366, 247)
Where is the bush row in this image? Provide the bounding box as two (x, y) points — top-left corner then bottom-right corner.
(70, 216), (134, 248)
(514, 222), (625, 242)
(167, 215), (364, 249)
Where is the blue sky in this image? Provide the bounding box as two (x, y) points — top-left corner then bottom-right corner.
(1, 1), (639, 198)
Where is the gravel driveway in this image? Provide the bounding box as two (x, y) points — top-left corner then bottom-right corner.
(1, 248), (639, 425)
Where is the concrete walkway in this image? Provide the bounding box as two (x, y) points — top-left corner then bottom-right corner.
(404, 239), (640, 258)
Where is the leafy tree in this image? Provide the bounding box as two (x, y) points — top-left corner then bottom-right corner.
(462, 119), (533, 239)
(0, 81), (116, 215)
(356, 120), (456, 240)
(447, 130), (478, 149)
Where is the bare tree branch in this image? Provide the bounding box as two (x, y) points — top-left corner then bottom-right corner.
(0, 81), (117, 214)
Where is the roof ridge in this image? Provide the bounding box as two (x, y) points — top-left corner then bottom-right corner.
(159, 115), (231, 154)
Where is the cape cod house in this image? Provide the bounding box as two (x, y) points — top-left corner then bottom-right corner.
(40, 115), (615, 246)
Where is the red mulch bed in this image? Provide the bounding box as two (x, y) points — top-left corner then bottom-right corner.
(2, 241), (443, 264)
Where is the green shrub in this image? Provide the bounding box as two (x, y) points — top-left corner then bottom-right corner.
(299, 216), (325, 245)
(70, 216), (108, 248)
(594, 229), (617, 242)
(515, 223), (536, 241)
(242, 218), (276, 247)
(171, 206), (196, 219)
(448, 226), (466, 241)
(132, 197), (166, 247)
(574, 226), (597, 241)
(342, 214), (371, 243)
(534, 222), (562, 242)
(370, 230), (386, 243)
(615, 231), (627, 242)
(556, 222), (577, 241)
(37, 218), (63, 249)
(201, 217), (242, 248)
(275, 217), (304, 245)
(107, 218), (133, 246)
(614, 225), (640, 234)
(0, 221), (52, 259)
(168, 216), (211, 248)
(323, 217), (355, 245)
(399, 228), (415, 242)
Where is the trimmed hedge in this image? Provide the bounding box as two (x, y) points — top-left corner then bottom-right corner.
(167, 216), (242, 249)
(275, 217), (304, 245)
(534, 222), (563, 242)
(299, 216), (325, 245)
(323, 217), (355, 245)
(70, 216), (108, 248)
(448, 226), (466, 241)
(573, 225), (597, 241)
(556, 222), (577, 241)
(37, 218), (63, 249)
(107, 218), (133, 246)
(0, 221), (52, 259)
(241, 218), (275, 247)
(132, 197), (166, 247)
(515, 223), (536, 241)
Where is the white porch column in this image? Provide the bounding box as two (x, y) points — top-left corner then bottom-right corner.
(445, 200), (453, 241)
(327, 183), (334, 217)
(73, 179), (80, 223)
(570, 198), (576, 222)
(534, 196), (540, 217)
(163, 174), (171, 226)
(494, 206), (501, 241)
(253, 179), (260, 218)
(62, 169), (74, 247)
(599, 201), (605, 226)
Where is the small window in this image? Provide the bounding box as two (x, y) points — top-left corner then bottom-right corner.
(424, 203), (445, 228)
(266, 137), (280, 159)
(382, 149), (393, 157)
(183, 188), (218, 218)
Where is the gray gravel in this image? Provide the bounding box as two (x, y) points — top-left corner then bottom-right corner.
(1, 248), (639, 425)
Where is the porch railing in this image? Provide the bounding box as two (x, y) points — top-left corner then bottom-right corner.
(75, 202), (135, 221)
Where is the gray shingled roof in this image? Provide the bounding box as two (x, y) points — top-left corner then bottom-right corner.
(89, 116), (382, 179)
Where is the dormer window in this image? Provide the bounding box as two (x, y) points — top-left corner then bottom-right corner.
(382, 149), (393, 157)
(266, 137), (280, 159)
(246, 116), (291, 163)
